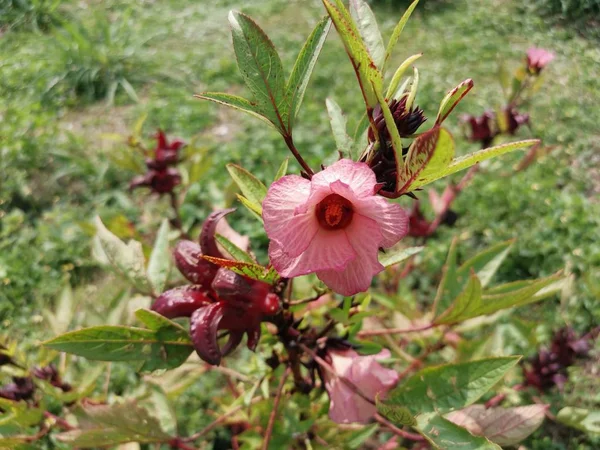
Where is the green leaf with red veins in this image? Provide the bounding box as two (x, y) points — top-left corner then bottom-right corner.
(445, 404), (548, 446)
(397, 127), (455, 194)
(416, 413), (501, 450)
(349, 0), (385, 68)
(194, 92), (276, 130)
(326, 97), (354, 158)
(410, 139), (540, 190)
(384, 0), (420, 71)
(435, 78), (474, 125)
(226, 163), (268, 215)
(202, 256), (280, 285)
(56, 401), (172, 447)
(147, 219), (171, 296)
(228, 11), (288, 134)
(286, 16), (331, 131)
(386, 357), (520, 415)
(322, 0), (384, 110)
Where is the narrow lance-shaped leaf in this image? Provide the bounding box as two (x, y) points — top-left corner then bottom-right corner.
(386, 357), (520, 414)
(214, 234), (255, 264)
(416, 413), (501, 450)
(147, 219), (171, 295)
(202, 255), (279, 285)
(286, 16), (331, 131)
(378, 245), (423, 268)
(322, 0), (383, 110)
(384, 0), (420, 70)
(405, 66), (419, 111)
(409, 139), (540, 190)
(228, 11), (287, 133)
(435, 78), (474, 125)
(274, 158), (288, 181)
(386, 53), (422, 98)
(350, 0), (385, 68)
(432, 237), (459, 315)
(435, 271), (482, 325)
(226, 163), (268, 213)
(457, 239), (515, 288)
(194, 92), (276, 130)
(326, 97), (354, 158)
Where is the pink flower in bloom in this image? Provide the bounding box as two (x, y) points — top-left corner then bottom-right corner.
(324, 349), (398, 424)
(526, 47), (555, 74)
(263, 159), (408, 296)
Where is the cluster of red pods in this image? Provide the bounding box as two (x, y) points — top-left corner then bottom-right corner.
(151, 210), (280, 365)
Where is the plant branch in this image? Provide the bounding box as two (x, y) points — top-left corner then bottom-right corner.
(374, 414), (424, 442)
(357, 323), (436, 337)
(283, 134), (314, 177)
(262, 366), (290, 450)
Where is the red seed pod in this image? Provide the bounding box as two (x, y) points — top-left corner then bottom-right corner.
(190, 303), (225, 365)
(211, 268), (253, 304)
(173, 240), (218, 288)
(259, 293), (280, 316)
(200, 208), (236, 258)
(151, 286), (213, 319)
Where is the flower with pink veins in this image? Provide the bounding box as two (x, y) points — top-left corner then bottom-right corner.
(263, 159), (408, 296)
(324, 349), (399, 424)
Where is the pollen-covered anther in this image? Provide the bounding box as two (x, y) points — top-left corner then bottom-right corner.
(316, 194), (354, 230)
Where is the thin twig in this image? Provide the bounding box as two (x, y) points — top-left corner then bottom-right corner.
(262, 367), (291, 450)
(375, 414), (424, 442)
(43, 412), (74, 431)
(283, 135), (314, 177)
(289, 290), (330, 306)
(357, 323), (436, 337)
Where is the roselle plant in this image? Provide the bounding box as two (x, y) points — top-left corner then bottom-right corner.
(2, 1), (586, 448)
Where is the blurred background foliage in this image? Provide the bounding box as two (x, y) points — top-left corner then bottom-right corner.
(1, 0), (599, 447)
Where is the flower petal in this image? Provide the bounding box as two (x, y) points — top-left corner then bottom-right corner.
(263, 175), (318, 258)
(269, 228), (356, 278)
(313, 159), (377, 198)
(317, 213), (383, 295)
(353, 195), (409, 248)
(327, 379), (377, 424)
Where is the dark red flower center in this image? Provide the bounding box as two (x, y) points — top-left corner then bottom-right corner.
(316, 194), (354, 230)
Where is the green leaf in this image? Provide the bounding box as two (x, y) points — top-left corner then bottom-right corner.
(326, 97), (354, 158)
(322, 0), (383, 109)
(376, 397), (416, 426)
(446, 404), (548, 446)
(56, 401), (172, 447)
(386, 53), (423, 99)
(215, 234), (255, 264)
(456, 239), (515, 288)
(387, 357), (520, 414)
(556, 407), (600, 434)
(43, 283), (75, 336)
(384, 0), (419, 70)
(94, 217), (150, 293)
(226, 163), (268, 214)
(194, 92), (276, 129)
(379, 245), (423, 268)
(286, 16), (331, 131)
(274, 158), (288, 181)
(237, 194), (264, 220)
(397, 127), (455, 194)
(405, 66), (419, 111)
(346, 423), (379, 449)
(434, 272), (482, 325)
(373, 84), (404, 172)
(432, 238), (459, 315)
(435, 79), (474, 125)
(409, 139), (540, 190)
(416, 413), (501, 450)
(349, 0), (385, 68)
(42, 312), (192, 372)
(229, 11), (287, 133)
(147, 219), (171, 295)
(0, 398), (44, 428)
(202, 256), (279, 285)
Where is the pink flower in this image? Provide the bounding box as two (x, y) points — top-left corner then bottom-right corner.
(526, 47), (555, 74)
(263, 159), (408, 296)
(324, 349), (399, 424)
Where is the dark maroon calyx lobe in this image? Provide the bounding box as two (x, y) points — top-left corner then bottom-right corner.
(151, 286), (213, 319)
(190, 303), (225, 366)
(200, 208), (237, 259)
(174, 240), (218, 287)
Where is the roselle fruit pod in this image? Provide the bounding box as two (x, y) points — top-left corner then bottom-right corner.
(221, 331), (244, 357)
(174, 240), (219, 287)
(190, 302), (226, 365)
(152, 286), (213, 319)
(246, 326), (262, 352)
(211, 268), (254, 304)
(200, 208), (236, 258)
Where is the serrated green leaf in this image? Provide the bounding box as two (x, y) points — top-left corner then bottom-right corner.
(350, 0), (384, 68)
(376, 397), (416, 426)
(387, 357), (520, 414)
(274, 158), (288, 181)
(435, 79), (474, 125)
(409, 139), (540, 190)
(56, 401), (172, 446)
(379, 246), (423, 268)
(322, 0), (383, 109)
(386, 53), (423, 99)
(416, 413), (501, 450)
(42, 318), (192, 372)
(202, 256), (279, 285)
(227, 164), (267, 214)
(384, 0), (419, 70)
(286, 16), (331, 131)
(194, 92), (275, 129)
(147, 219), (170, 295)
(326, 97), (354, 158)
(94, 217), (150, 293)
(229, 11), (287, 133)
(215, 234), (255, 264)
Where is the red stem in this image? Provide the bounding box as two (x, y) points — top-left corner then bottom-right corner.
(262, 367), (290, 450)
(283, 135), (314, 177)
